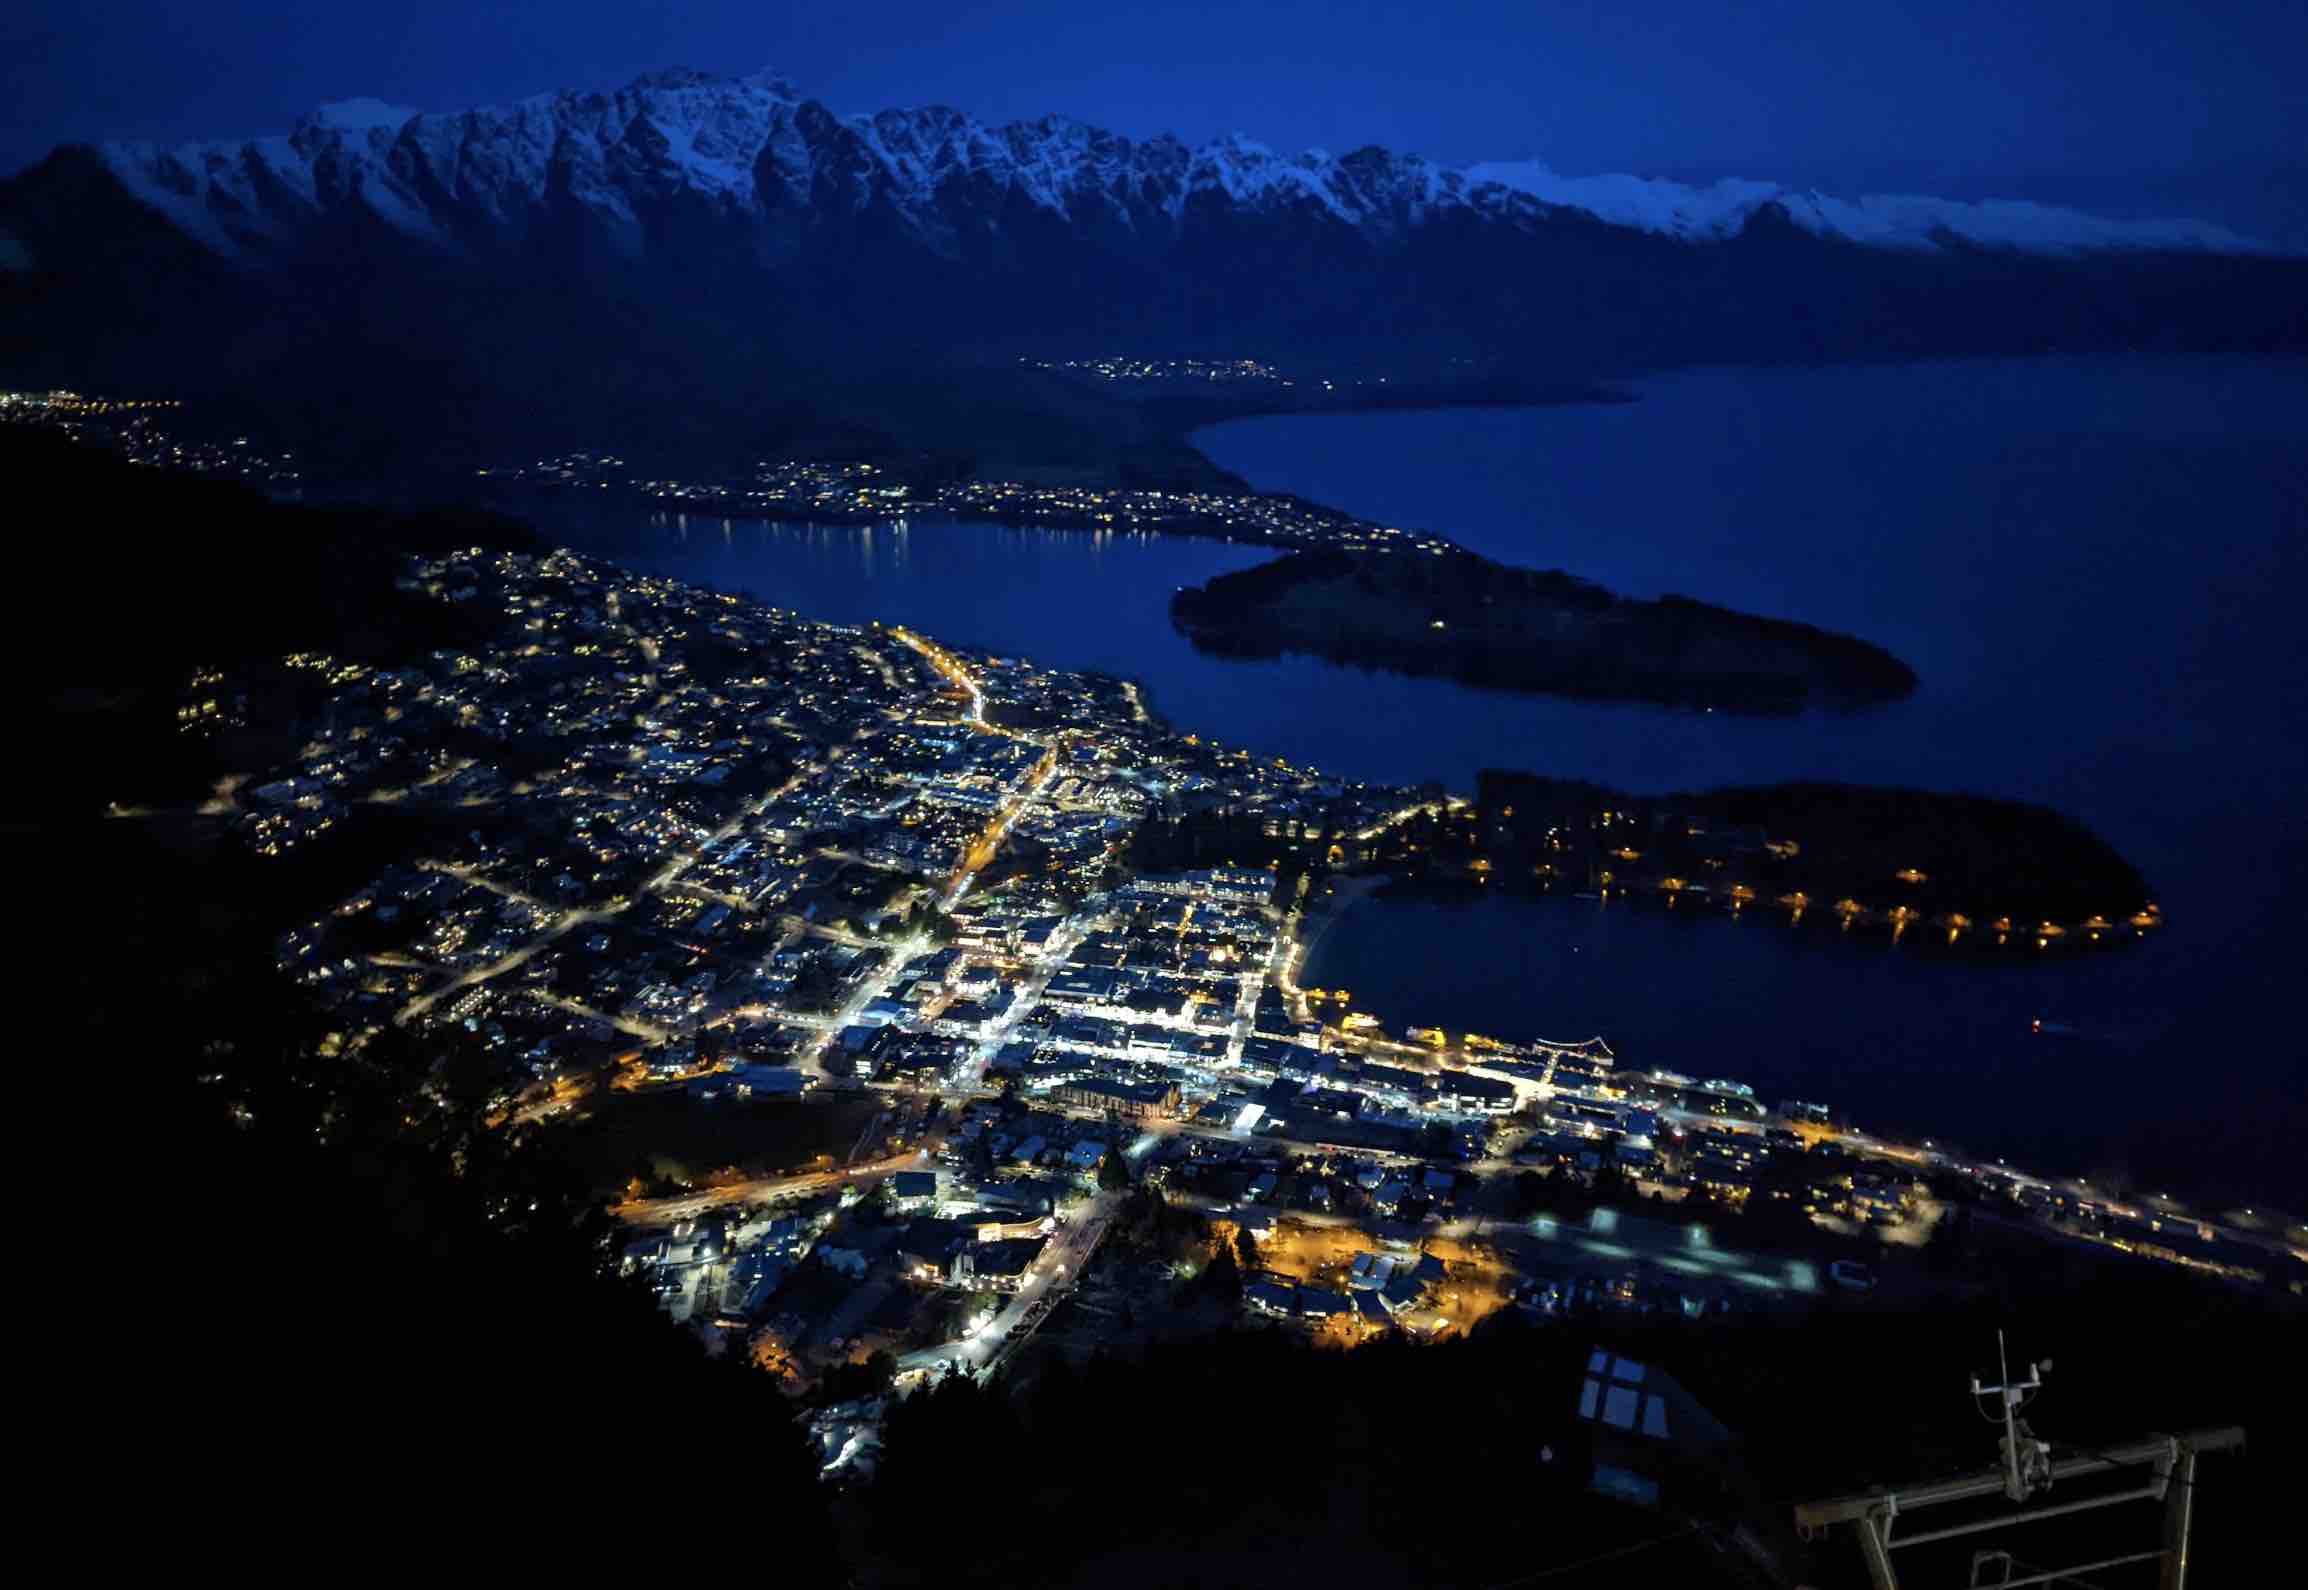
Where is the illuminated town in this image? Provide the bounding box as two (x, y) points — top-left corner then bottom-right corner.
(19, 22), (2303, 1575)
(480, 451), (1464, 556)
(1017, 354), (1293, 383)
(1, 387), (301, 485)
(145, 532), (2295, 1483)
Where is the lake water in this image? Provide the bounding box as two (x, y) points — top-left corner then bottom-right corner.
(525, 356), (2308, 1207)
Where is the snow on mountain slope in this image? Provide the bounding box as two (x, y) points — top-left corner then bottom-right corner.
(1465, 160), (2266, 254)
(75, 68), (2274, 262)
(1461, 162), (1781, 242)
(304, 98), (423, 132)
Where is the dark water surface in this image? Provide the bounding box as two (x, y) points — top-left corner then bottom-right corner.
(528, 356), (2308, 1205)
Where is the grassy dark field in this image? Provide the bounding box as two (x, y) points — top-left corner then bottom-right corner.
(551, 1087), (886, 1196)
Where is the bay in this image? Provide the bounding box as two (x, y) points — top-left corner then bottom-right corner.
(521, 355), (2308, 1206)
(1199, 357), (2308, 1206)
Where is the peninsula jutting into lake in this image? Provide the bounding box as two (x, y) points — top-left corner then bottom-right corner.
(1467, 771), (2153, 944)
(1169, 545), (1920, 713)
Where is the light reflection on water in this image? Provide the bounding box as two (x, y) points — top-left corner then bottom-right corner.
(521, 356), (2308, 1203)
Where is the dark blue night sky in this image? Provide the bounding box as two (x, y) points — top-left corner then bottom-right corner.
(7, 0), (2303, 239)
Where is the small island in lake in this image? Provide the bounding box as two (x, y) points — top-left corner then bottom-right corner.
(1170, 546), (1918, 713)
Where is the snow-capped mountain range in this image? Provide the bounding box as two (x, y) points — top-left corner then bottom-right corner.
(74, 68), (2269, 261)
(5, 68), (2301, 472)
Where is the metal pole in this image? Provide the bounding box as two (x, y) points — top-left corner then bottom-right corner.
(1889, 1483), (2167, 1549)
(1796, 1428), (2241, 1590)
(1997, 1331), (2023, 1502)
(1978, 1549), (2168, 1590)
(1857, 1511), (1900, 1590)
(2158, 1447), (2199, 1590)
(1796, 1429), (2243, 1530)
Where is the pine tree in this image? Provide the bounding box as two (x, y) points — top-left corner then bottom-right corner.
(1098, 1140), (1132, 1192)
(1201, 1238), (1243, 1303)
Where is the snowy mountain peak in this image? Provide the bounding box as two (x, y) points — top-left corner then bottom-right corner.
(16, 67), (2304, 434)
(1464, 158), (2266, 254)
(299, 98), (421, 134)
(62, 67), (2276, 262)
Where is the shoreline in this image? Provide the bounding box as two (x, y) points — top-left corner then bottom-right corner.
(1355, 869), (2155, 960)
(1292, 871), (1391, 990)
(1168, 545), (1920, 716)
(1271, 870), (2295, 1216)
